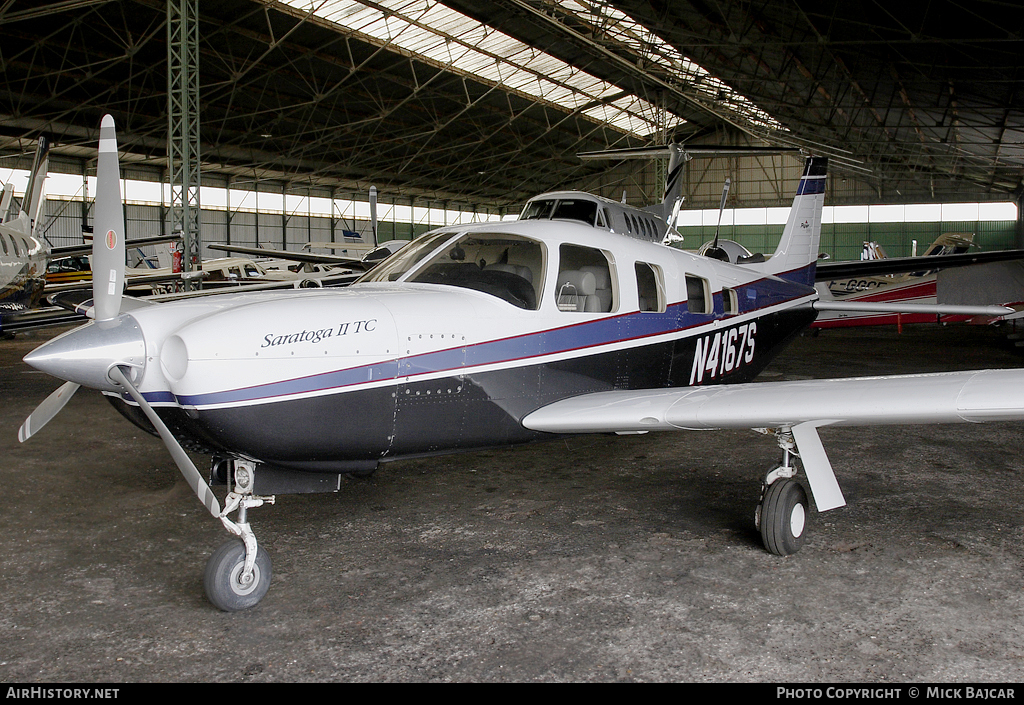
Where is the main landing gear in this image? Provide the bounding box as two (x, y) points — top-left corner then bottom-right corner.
(205, 459), (275, 611)
(755, 429), (810, 556)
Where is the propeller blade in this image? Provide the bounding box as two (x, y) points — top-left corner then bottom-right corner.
(702, 178), (733, 261)
(107, 366), (222, 517)
(93, 115), (125, 322)
(369, 185), (378, 247)
(712, 177), (731, 248)
(18, 381), (81, 442)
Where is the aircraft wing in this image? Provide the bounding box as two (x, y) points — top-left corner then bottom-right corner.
(816, 248), (1024, 279)
(206, 243), (370, 269)
(50, 235), (182, 259)
(0, 306), (85, 333)
(522, 369), (1024, 513)
(48, 268), (362, 318)
(522, 370), (1024, 434)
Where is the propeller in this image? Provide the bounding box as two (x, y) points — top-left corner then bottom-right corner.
(369, 185), (378, 248)
(19, 114), (223, 519)
(18, 381), (80, 442)
(18, 115), (124, 441)
(92, 114), (126, 322)
(703, 178), (732, 262)
(107, 366), (221, 516)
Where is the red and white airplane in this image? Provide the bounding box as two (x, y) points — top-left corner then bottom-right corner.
(17, 117), (1021, 611)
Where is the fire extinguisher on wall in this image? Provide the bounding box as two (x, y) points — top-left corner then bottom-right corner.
(171, 242), (182, 273)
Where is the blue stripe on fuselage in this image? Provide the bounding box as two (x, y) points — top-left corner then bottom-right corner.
(157, 275), (814, 408)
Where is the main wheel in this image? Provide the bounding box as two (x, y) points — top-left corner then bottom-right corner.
(204, 539), (272, 612)
(759, 478), (808, 556)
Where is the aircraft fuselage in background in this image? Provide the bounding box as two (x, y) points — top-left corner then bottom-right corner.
(0, 217), (48, 313)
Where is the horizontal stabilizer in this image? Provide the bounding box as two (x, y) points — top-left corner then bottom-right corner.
(816, 249), (1024, 279)
(578, 145), (800, 160)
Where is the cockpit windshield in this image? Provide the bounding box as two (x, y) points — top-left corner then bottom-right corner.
(520, 198), (598, 226)
(520, 199), (555, 221)
(357, 229), (461, 283)
(407, 232), (545, 310)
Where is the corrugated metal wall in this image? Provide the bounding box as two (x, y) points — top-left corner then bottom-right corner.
(37, 198), (399, 261)
(37, 191), (1019, 266)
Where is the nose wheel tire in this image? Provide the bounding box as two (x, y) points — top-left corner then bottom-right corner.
(759, 478), (808, 556)
(204, 539), (272, 611)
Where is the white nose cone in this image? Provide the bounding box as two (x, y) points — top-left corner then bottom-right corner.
(23, 316), (146, 392)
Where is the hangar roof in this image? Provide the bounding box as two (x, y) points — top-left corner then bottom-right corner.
(0, 0), (1021, 209)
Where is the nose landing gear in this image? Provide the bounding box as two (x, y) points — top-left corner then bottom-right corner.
(204, 459), (275, 611)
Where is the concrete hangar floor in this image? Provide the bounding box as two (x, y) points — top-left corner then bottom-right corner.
(2, 321), (1023, 682)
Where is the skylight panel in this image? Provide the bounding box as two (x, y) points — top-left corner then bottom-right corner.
(552, 0), (783, 131)
(280, 0), (683, 138)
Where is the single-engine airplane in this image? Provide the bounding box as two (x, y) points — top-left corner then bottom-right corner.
(17, 117), (1023, 611)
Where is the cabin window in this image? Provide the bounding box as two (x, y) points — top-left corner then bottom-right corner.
(685, 274), (711, 314)
(635, 262), (664, 313)
(520, 199), (556, 221)
(520, 198), (598, 226)
(551, 199), (597, 226)
(596, 208), (608, 229)
(555, 244), (615, 313)
(409, 232), (544, 310)
(0, 235), (6, 255)
(723, 287), (739, 316)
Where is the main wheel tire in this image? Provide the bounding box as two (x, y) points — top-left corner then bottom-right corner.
(759, 478), (808, 556)
(204, 539), (272, 612)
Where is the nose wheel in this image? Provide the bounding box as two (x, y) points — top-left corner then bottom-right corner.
(205, 458), (275, 611)
(204, 540), (272, 611)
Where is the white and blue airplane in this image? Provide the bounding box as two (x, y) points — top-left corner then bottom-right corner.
(17, 116), (1023, 611)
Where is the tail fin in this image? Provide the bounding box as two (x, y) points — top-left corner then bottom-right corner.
(576, 144), (687, 240)
(21, 136), (50, 237)
(764, 156), (827, 286)
(660, 144), (687, 233)
(0, 183), (13, 223)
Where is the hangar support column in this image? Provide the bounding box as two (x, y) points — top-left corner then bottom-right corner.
(167, 0), (201, 288)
